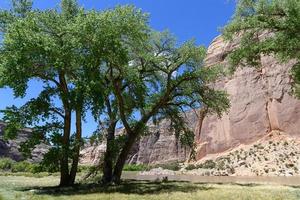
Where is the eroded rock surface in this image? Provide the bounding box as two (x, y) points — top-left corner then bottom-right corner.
(0, 122), (49, 162)
(195, 36), (300, 160)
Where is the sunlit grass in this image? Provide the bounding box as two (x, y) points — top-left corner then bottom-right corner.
(1, 175), (300, 200)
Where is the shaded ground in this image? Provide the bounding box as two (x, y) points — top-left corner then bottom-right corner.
(124, 172), (300, 186)
(1, 175), (300, 200)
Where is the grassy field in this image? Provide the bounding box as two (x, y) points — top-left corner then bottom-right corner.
(0, 176), (300, 200)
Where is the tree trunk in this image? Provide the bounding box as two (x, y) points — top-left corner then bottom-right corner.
(59, 108), (72, 187)
(69, 108), (82, 185)
(112, 134), (137, 184)
(102, 121), (117, 184)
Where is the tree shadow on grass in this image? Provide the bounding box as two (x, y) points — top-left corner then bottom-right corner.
(19, 180), (214, 196)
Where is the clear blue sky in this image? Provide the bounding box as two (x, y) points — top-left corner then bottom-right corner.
(0, 0), (236, 137)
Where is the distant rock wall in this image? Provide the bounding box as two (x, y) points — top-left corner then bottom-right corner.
(80, 111), (197, 165)
(0, 122), (49, 162)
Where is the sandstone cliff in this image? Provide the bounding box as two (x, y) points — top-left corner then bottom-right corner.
(80, 111), (197, 165)
(195, 35), (300, 160)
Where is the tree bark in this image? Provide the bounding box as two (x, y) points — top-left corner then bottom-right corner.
(69, 107), (82, 185)
(59, 108), (72, 187)
(102, 121), (117, 184)
(112, 133), (137, 184)
(58, 71), (72, 187)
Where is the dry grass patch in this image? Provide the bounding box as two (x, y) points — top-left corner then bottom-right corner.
(0, 176), (300, 200)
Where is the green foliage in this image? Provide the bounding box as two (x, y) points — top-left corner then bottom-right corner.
(223, 0), (300, 98)
(39, 148), (60, 173)
(0, 158), (43, 173)
(11, 161), (33, 172)
(185, 164), (198, 170)
(1, 0), (230, 183)
(77, 165), (95, 173)
(11, 0), (32, 17)
(198, 160), (216, 169)
(153, 162), (181, 171)
(103, 30), (230, 172)
(123, 164), (148, 171)
(185, 160), (217, 170)
(0, 158), (15, 170)
(0, 0), (150, 185)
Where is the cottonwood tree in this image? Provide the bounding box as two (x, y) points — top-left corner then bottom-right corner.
(100, 30), (230, 184)
(0, 0), (99, 186)
(223, 0), (300, 97)
(86, 7), (149, 184)
(0, 0), (147, 186)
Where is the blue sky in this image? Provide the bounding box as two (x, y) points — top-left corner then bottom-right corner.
(0, 0), (236, 137)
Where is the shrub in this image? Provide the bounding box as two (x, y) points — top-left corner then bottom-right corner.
(294, 166), (298, 172)
(11, 161), (33, 173)
(154, 162), (181, 171)
(78, 165), (95, 172)
(216, 160), (226, 170)
(123, 164), (148, 171)
(286, 163), (294, 168)
(0, 158), (15, 171)
(185, 164), (198, 170)
(0, 158), (54, 173)
(199, 160), (216, 169)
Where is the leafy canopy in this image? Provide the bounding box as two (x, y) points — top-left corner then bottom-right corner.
(223, 0), (300, 97)
(0, 0), (149, 160)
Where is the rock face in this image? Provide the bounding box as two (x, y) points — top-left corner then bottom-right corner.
(195, 35), (300, 160)
(0, 122), (49, 162)
(80, 111), (197, 165)
(80, 143), (106, 165)
(128, 111), (197, 165)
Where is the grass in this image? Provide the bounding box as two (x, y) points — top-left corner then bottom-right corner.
(123, 164), (148, 171)
(0, 171), (60, 178)
(1, 175), (300, 200)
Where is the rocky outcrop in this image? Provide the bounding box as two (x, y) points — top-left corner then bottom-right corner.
(195, 35), (300, 160)
(0, 122), (49, 162)
(128, 111), (198, 164)
(80, 111), (197, 165)
(80, 143), (106, 165)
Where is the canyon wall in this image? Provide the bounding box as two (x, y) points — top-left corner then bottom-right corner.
(194, 35), (300, 160)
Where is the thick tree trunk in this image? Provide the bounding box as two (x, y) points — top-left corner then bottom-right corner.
(102, 121), (117, 184)
(112, 134), (137, 184)
(59, 108), (72, 187)
(69, 108), (82, 185)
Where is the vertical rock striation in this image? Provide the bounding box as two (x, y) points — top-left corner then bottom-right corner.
(195, 36), (300, 160)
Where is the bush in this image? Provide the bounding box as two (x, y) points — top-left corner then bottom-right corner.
(123, 164), (148, 171)
(198, 160), (216, 169)
(11, 161), (35, 173)
(154, 162), (181, 171)
(0, 158), (51, 173)
(0, 158), (15, 171)
(185, 164), (198, 170)
(216, 160), (226, 170)
(78, 165), (95, 172)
